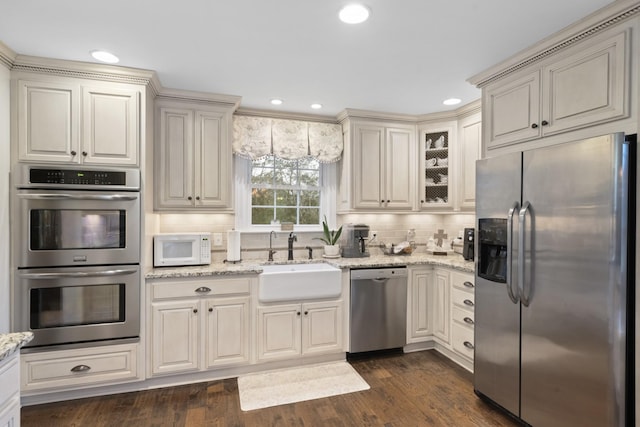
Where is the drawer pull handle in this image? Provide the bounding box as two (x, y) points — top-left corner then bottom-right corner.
(463, 341), (474, 350)
(463, 317), (474, 325)
(463, 281), (474, 288)
(70, 364), (91, 373)
(195, 287), (211, 293)
(463, 299), (474, 307)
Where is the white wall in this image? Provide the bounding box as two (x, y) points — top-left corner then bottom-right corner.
(0, 65), (10, 333)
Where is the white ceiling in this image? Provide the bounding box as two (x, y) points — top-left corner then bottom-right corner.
(0, 0), (614, 117)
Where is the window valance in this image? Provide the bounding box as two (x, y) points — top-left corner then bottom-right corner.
(232, 116), (343, 163)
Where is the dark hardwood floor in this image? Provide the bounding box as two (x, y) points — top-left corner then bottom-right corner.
(22, 350), (519, 427)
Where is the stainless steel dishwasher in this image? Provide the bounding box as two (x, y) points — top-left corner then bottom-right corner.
(350, 267), (408, 353)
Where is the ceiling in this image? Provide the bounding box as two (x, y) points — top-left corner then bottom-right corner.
(0, 0), (614, 117)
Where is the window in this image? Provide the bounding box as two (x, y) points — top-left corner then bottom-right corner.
(250, 155), (321, 225)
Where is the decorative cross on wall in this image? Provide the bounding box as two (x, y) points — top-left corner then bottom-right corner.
(433, 229), (448, 247)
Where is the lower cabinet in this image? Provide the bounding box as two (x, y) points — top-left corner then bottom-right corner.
(0, 353), (20, 427)
(450, 271), (475, 362)
(149, 276), (252, 377)
(433, 269), (451, 345)
(407, 268), (434, 343)
(257, 300), (343, 362)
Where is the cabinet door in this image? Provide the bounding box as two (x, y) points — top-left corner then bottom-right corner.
(433, 269), (451, 345)
(156, 107), (195, 208)
(541, 30), (628, 136)
(205, 296), (250, 368)
(353, 124), (384, 209)
(456, 115), (481, 210)
(17, 80), (79, 163)
(194, 111), (231, 208)
(0, 395), (19, 427)
(484, 70), (541, 149)
(301, 301), (343, 355)
(408, 268), (434, 343)
(385, 128), (414, 209)
(81, 86), (139, 165)
(257, 304), (301, 361)
(151, 300), (200, 375)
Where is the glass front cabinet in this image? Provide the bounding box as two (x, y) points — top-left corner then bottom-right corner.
(419, 125), (454, 210)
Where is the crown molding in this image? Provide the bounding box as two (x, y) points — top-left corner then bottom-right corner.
(235, 107), (337, 123)
(336, 108), (418, 124)
(0, 41), (16, 70)
(468, 0), (640, 88)
(157, 87), (242, 110)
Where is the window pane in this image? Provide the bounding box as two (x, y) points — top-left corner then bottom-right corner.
(299, 190), (320, 207)
(275, 208), (297, 224)
(275, 190), (297, 207)
(299, 169), (319, 187)
(298, 158), (319, 169)
(252, 207), (274, 224)
(299, 208), (320, 225)
(274, 164), (298, 186)
(252, 188), (274, 206)
(251, 167), (274, 185)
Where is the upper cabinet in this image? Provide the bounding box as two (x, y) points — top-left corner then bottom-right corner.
(155, 97), (238, 211)
(456, 112), (481, 210)
(471, 6), (638, 156)
(344, 120), (416, 211)
(15, 78), (141, 166)
(418, 124), (454, 210)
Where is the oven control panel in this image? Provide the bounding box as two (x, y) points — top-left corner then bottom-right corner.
(29, 169), (127, 186)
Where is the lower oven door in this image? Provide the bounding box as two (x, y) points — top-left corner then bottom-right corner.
(14, 265), (140, 348)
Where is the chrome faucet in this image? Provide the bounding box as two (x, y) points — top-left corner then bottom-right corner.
(288, 232), (297, 260)
(268, 231), (277, 261)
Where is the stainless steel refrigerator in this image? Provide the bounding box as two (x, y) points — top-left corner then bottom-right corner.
(474, 133), (635, 426)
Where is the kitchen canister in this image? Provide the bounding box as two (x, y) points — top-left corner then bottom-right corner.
(226, 230), (242, 263)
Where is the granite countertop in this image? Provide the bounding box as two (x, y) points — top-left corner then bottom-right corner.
(145, 252), (474, 279)
(0, 332), (33, 362)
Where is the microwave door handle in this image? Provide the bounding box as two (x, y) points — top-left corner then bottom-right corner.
(18, 194), (138, 201)
(506, 201), (520, 304)
(518, 202), (531, 307)
(19, 268), (138, 279)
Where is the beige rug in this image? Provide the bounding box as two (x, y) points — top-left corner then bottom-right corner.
(237, 361), (370, 411)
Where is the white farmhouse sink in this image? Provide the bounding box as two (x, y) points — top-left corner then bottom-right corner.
(258, 263), (342, 302)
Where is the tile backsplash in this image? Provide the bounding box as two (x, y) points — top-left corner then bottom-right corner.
(153, 212), (474, 264)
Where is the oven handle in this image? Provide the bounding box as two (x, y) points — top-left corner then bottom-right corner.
(17, 193), (138, 201)
(18, 268), (138, 279)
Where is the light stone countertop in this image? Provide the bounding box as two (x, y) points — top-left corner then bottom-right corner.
(145, 253), (474, 279)
(0, 332), (33, 362)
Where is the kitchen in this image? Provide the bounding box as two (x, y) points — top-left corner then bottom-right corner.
(0, 0), (637, 426)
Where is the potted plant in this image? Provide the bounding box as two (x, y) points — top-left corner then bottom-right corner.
(315, 216), (342, 257)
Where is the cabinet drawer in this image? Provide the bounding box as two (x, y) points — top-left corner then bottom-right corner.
(22, 343), (138, 392)
(451, 272), (474, 291)
(452, 323), (474, 360)
(0, 356), (19, 407)
(452, 287), (474, 310)
(452, 306), (474, 328)
(152, 277), (251, 300)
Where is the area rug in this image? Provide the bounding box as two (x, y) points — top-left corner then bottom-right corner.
(237, 361), (370, 411)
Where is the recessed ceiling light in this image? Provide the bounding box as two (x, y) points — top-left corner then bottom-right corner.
(339, 4), (370, 24)
(311, 103), (323, 110)
(270, 98), (283, 105)
(443, 98), (462, 106)
(90, 50), (119, 64)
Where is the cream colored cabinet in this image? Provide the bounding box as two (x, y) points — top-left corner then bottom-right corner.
(16, 79), (140, 165)
(407, 267), (434, 343)
(0, 353), (20, 427)
(484, 27), (629, 151)
(418, 123), (454, 210)
(148, 276), (252, 376)
(257, 300), (343, 362)
(21, 343), (139, 394)
(350, 122), (415, 210)
(433, 269), (451, 345)
(155, 99), (233, 210)
(455, 113), (481, 210)
(450, 271), (475, 364)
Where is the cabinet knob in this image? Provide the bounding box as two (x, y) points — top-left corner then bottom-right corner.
(208, 307), (213, 312)
(386, 200), (390, 203)
(193, 308), (198, 314)
(70, 364), (91, 373)
(70, 150), (77, 156)
(187, 196), (193, 201)
(297, 311), (301, 316)
(195, 196), (200, 201)
(463, 299), (474, 307)
(421, 200), (425, 203)
(463, 341), (474, 350)
(381, 200), (384, 203)
(304, 311), (309, 315)
(82, 151), (88, 156)
(541, 120), (549, 126)
(531, 123), (538, 129)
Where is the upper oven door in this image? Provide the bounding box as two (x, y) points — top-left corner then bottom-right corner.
(16, 189), (140, 268)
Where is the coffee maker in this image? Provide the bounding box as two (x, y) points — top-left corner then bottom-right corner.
(462, 228), (475, 260)
(341, 224), (370, 258)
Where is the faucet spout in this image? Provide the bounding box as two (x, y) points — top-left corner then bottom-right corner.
(288, 232), (297, 261)
(268, 231), (277, 261)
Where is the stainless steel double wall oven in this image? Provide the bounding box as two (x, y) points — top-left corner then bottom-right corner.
(13, 164), (141, 348)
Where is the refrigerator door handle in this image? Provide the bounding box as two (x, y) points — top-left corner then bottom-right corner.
(518, 201), (531, 307)
(506, 201), (520, 304)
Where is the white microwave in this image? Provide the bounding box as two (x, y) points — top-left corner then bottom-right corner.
(153, 233), (212, 267)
